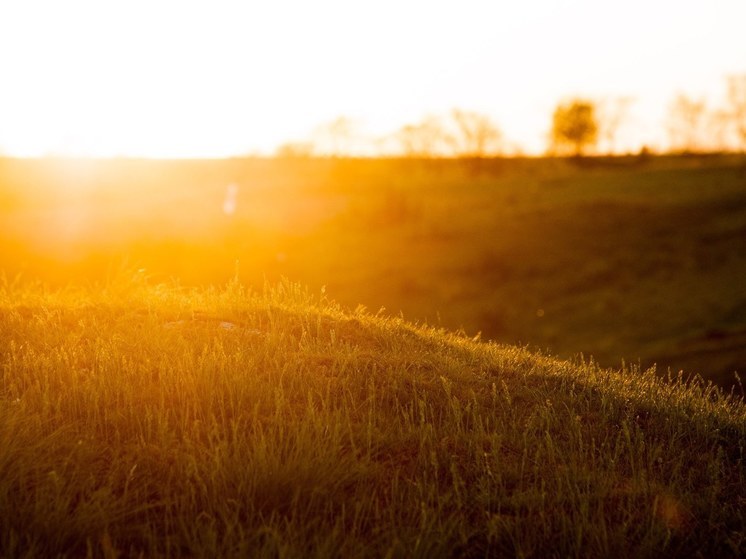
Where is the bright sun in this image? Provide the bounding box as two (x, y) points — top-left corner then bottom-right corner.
(1, 0), (745, 157)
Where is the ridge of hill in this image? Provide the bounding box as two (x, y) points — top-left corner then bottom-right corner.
(1, 279), (744, 558)
(2, 154), (746, 387)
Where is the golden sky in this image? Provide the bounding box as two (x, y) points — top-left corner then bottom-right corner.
(0, 0), (744, 157)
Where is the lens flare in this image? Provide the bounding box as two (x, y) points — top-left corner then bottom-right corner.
(223, 183), (238, 215)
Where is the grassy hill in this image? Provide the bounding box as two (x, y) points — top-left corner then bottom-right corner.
(1, 280), (744, 558)
(1, 155), (745, 388)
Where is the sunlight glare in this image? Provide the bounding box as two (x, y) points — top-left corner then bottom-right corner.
(223, 183), (239, 216)
(0, 0), (745, 157)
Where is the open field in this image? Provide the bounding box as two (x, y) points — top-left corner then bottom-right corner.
(1, 281), (744, 557)
(2, 154), (745, 387)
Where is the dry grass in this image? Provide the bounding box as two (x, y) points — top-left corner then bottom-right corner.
(1, 278), (744, 557)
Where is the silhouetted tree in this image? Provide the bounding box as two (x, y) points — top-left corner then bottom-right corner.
(550, 100), (598, 156)
(726, 74), (746, 152)
(597, 97), (633, 154)
(448, 109), (503, 158)
(396, 116), (449, 158)
(706, 108), (732, 153)
(275, 141), (314, 158)
(666, 94), (708, 153)
(312, 116), (359, 157)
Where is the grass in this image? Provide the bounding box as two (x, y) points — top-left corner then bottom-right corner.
(1, 154), (745, 387)
(1, 278), (744, 557)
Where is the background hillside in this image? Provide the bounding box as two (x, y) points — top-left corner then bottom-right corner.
(1, 154), (745, 387)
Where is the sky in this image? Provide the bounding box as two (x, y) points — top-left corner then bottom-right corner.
(0, 0), (744, 157)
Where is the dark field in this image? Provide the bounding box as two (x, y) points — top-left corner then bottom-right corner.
(1, 154), (745, 387)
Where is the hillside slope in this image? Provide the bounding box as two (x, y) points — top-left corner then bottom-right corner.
(1, 280), (744, 558)
(2, 155), (745, 387)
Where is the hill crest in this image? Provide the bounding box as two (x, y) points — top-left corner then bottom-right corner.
(0, 280), (744, 557)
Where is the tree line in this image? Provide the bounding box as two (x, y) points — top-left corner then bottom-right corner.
(276, 74), (746, 158)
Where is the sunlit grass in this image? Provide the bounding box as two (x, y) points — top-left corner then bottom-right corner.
(1, 278), (744, 557)
(3, 155), (745, 387)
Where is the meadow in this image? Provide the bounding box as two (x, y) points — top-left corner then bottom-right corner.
(0, 279), (744, 557)
(1, 155), (746, 556)
(1, 154), (745, 387)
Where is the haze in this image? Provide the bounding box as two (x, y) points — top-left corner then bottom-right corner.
(1, 0), (744, 157)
